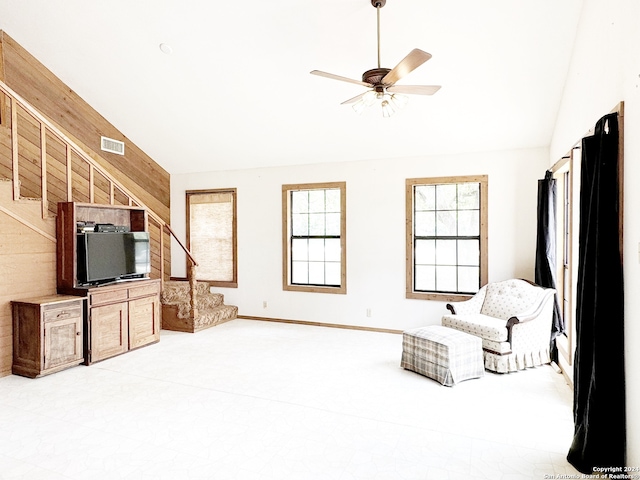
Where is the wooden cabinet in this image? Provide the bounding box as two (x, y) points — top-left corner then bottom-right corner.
(56, 202), (148, 291)
(55, 202), (161, 365)
(89, 301), (129, 363)
(12, 295), (85, 378)
(129, 292), (161, 350)
(84, 279), (160, 364)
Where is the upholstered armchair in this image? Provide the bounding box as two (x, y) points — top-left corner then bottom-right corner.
(441, 279), (556, 373)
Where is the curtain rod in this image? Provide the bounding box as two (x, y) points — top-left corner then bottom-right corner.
(550, 101), (624, 173)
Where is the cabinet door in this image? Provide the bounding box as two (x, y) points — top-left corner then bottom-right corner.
(129, 295), (160, 349)
(90, 302), (128, 362)
(44, 316), (83, 370)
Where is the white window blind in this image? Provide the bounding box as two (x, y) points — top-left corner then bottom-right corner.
(188, 191), (236, 284)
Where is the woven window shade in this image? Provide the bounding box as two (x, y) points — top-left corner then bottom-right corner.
(189, 192), (234, 282)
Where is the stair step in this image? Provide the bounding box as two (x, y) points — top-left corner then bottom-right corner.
(160, 280), (238, 333)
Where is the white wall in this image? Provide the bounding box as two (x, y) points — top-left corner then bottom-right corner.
(171, 147), (547, 332)
(549, 0), (640, 465)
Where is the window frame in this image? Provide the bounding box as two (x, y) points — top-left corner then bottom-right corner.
(186, 188), (238, 288)
(553, 154), (578, 373)
(282, 181), (347, 294)
(405, 175), (488, 301)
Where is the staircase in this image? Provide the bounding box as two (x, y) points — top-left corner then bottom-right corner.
(0, 79), (238, 334)
(161, 280), (238, 333)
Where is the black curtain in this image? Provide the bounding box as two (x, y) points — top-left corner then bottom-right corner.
(534, 170), (564, 362)
(568, 112), (625, 472)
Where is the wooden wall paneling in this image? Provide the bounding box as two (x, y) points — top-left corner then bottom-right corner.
(0, 209), (57, 376)
(63, 131), (170, 223)
(39, 122), (46, 217)
(113, 186), (130, 206)
(162, 230), (170, 280)
(88, 165), (94, 202)
(70, 150), (90, 203)
(0, 31), (170, 225)
(0, 124), (11, 180)
(0, 39), (5, 126)
(44, 131), (67, 215)
(92, 169), (110, 205)
(0, 334), (11, 375)
(148, 217), (162, 280)
(1, 92), (11, 130)
(15, 105), (43, 199)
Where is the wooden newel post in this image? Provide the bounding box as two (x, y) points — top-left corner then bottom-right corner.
(189, 263), (198, 320)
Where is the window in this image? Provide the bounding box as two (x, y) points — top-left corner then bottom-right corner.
(406, 175), (488, 301)
(553, 151), (580, 377)
(282, 182), (346, 294)
(186, 189), (237, 287)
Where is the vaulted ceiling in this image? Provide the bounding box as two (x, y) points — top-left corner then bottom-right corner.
(0, 0), (583, 174)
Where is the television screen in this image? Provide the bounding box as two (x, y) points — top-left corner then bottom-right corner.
(77, 232), (151, 285)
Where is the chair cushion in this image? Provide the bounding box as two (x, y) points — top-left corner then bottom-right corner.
(480, 279), (542, 320)
(441, 313), (508, 342)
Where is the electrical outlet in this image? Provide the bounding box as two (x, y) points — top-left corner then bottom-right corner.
(263, 301), (268, 309)
(366, 308), (372, 317)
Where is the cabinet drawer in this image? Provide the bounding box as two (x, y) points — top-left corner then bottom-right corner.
(43, 304), (83, 323)
(128, 282), (159, 299)
(90, 289), (128, 306)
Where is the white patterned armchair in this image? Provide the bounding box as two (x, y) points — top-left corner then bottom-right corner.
(441, 279), (556, 373)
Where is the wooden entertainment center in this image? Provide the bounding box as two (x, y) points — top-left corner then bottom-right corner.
(56, 202), (160, 366)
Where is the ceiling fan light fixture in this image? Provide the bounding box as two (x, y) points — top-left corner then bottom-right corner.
(364, 90), (378, 106)
(352, 90), (379, 114)
(352, 98), (368, 115)
(381, 99), (395, 118)
(390, 93), (408, 109)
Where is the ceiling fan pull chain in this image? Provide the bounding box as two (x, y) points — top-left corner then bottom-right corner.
(376, 3), (381, 68)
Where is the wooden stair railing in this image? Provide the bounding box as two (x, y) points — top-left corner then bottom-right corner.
(0, 79), (197, 311)
(164, 224), (199, 321)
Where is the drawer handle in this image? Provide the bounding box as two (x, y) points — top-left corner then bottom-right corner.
(76, 332), (82, 336)
(56, 312), (71, 319)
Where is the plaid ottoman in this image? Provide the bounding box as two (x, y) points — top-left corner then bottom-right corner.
(401, 325), (484, 386)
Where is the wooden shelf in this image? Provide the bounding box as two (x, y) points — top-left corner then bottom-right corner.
(55, 202), (160, 366)
(57, 202), (148, 292)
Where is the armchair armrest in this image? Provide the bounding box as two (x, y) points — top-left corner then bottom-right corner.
(505, 288), (556, 344)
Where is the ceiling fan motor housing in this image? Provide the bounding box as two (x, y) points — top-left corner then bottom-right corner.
(362, 68), (391, 90)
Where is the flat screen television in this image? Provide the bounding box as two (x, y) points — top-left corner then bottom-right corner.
(77, 232), (151, 286)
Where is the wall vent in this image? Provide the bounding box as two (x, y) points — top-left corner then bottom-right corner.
(100, 136), (125, 155)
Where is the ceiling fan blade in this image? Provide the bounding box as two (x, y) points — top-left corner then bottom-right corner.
(382, 49), (432, 86)
(340, 92), (367, 105)
(387, 85), (441, 95)
(310, 70), (372, 87)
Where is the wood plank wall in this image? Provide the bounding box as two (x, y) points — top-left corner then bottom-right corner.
(0, 32), (175, 376)
(0, 31), (171, 225)
(0, 209), (57, 376)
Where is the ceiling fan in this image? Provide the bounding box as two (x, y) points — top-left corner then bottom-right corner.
(311, 0), (441, 117)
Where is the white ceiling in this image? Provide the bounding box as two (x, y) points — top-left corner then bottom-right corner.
(0, 0), (583, 174)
